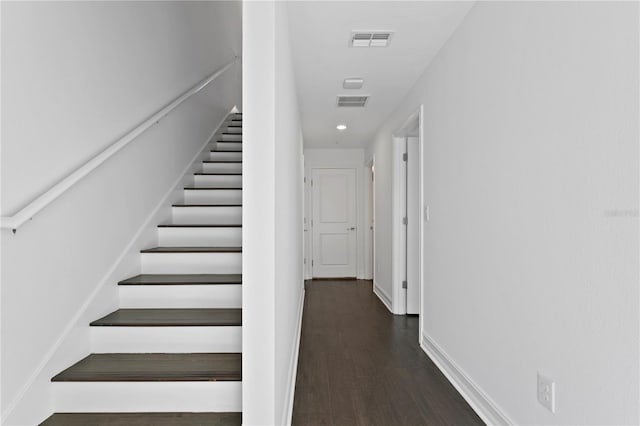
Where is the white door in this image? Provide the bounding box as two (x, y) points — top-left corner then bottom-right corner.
(406, 137), (420, 314)
(311, 168), (357, 278)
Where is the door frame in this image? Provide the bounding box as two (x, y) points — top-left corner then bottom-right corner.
(366, 158), (375, 282)
(391, 105), (425, 329)
(304, 159), (366, 280)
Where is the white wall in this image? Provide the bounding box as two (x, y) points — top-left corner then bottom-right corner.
(243, 1), (276, 423)
(243, 1), (304, 424)
(1, 2), (241, 424)
(275, 3), (305, 425)
(370, 2), (639, 424)
(303, 148), (368, 280)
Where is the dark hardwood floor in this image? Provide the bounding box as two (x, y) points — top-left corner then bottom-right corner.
(292, 279), (484, 426)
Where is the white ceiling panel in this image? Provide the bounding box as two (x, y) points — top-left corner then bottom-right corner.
(287, 1), (475, 148)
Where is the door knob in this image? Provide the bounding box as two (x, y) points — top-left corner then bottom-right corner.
(348, 227), (356, 231)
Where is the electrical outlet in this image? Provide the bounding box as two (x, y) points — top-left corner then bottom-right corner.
(424, 205), (430, 222)
(537, 373), (556, 413)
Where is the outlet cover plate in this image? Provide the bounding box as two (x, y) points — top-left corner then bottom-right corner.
(537, 373), (556, 413)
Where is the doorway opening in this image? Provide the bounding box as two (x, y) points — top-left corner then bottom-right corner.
(392, 106), (424, 325)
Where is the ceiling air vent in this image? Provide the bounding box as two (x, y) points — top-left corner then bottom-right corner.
(337, 95), (369, 107)
(350, 31), (394, 48)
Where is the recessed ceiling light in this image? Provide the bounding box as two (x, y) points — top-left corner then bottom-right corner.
(336, 124), (347, 131)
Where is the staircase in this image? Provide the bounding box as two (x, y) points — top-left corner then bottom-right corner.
(40, 113), (244, 425)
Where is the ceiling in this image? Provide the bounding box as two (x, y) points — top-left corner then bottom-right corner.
(287, 1), (475, 149)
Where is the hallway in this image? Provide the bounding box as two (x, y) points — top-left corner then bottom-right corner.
(292, 280), (483, 426)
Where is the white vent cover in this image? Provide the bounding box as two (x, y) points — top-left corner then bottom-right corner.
(350, 31), (394, 47)
(343, 78), (364, 89)
(337, 95), (369, 107)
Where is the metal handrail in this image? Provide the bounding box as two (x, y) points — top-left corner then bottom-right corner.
(1, 56), (239, 233)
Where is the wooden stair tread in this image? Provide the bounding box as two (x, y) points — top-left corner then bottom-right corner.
(158, 224), (242, 228)
(51, 353), (241, 382)
(202, 160), (242, 163)
(119, 274), (242, 285)
(40, 412), (241, 426)
(211, 150), (242, 153)
(194, 172), (242, 175)
(172, 203), (242, 207)
(90, 309), (242, 327)
(141, 247), (242, 253)
(184, 187), (242, 190)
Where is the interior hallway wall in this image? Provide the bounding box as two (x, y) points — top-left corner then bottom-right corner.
(369, 2), (639, 424)
(275, 3), (305, 425)
(243, 2), (305, 424)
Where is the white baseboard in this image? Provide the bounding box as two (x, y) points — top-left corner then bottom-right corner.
(2, 109), (234, 426)
(282, 287), (305, 426)
(420, 333), (512, 426)
(373, 281), (393, 313)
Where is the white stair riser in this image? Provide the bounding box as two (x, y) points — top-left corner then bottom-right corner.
(184, 189), (242, 204)
(194, 175), (242, 188)
(90, 326), (241, 353)
(119, 285), (242, 308)
(208, 151), (242, 161)
(172, 206), (242, 225)
(202, 162), (242, 173)
(52, 382), (241, 412)
(141, 252), (241, 274)
(219, 134), (242, 142)
(214, 142), (242, 152)
(158, 227), (241, 247)
(224, 127), (242, 134)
